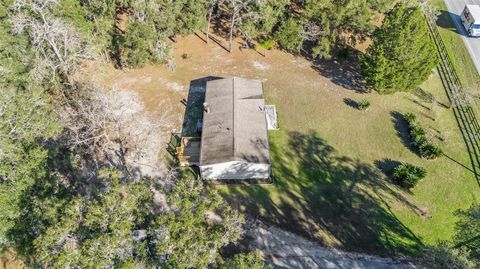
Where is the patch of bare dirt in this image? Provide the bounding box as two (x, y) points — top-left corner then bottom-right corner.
(0, 251), (23, 269)
(79, 33), (368, 173)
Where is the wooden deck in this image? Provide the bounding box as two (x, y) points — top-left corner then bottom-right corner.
(176, 137), (201, 166)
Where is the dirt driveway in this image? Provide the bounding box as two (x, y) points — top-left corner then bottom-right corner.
(247, 221), (419, 269)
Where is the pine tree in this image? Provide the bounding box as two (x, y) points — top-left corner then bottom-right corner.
(361, 3), (438, 93)
(274, 18), (303, 52)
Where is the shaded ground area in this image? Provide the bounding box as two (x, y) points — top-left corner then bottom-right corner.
(228, 130), (422, 255)
(311, 59), (369, 93)
(181, 76), (221, 137)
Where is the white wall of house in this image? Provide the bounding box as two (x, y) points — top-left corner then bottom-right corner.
(200, 161), (270, 180)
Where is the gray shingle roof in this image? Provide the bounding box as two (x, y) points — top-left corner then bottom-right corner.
(199, 77), (271, 166)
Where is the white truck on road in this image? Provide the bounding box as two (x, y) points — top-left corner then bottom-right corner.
(461, 4), (480, 37)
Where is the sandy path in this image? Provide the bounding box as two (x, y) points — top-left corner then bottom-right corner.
(247, 222), (419, 269)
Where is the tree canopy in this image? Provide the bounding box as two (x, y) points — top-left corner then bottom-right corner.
(2, 0), (399, 68)
(361, 2), (438, 93)
(23, 170), (243, 268)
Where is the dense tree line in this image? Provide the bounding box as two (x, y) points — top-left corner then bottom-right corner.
(6, 0), (395, 68)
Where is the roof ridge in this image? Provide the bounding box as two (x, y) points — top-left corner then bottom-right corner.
(200, 77), (270, 166)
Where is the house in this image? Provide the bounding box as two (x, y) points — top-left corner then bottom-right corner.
(199, 77), (271, 180)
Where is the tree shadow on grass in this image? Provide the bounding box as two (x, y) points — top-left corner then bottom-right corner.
(375, 158), (403, 178)
(225, 130), (423, 256)
(391, 111), (416, 154)
(310, 57), (370, 93)
(343, 98), (359, 109)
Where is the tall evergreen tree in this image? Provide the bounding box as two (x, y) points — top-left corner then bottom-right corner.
(274, 18), (303, 52)
(361, 2), (438, 93)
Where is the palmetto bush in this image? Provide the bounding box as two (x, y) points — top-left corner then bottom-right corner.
(419, 143), (443, 159)
(393, 163), (427, 189)
(358, 99), (371, 111)
(403, 113), (443, 159)
(403, 112), (416, 124)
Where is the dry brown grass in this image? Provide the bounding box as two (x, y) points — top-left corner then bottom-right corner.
(0, 251), (23, 269)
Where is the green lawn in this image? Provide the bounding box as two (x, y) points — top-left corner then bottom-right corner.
(218, 67), (480, 256)
(429, 0), (480, 92)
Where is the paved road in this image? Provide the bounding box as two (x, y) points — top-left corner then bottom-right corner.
(247, 222), (419, 269)
(443, 0), (480, 76)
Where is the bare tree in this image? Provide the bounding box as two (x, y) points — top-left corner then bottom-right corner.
(301, 21), (326, 41)
(223, 0), (258, 52)
(205, 0), (226, 44)
(57, 84), (168, 179)
(10, 0), (94, 82)
(206, 1), (217, 44)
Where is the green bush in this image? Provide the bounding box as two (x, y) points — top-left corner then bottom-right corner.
(215, 250), (271, 269)
(419, 143), (443, 159)
(259, 39), (276, 50)
(358, 99), (371, 110)
(393, 163), (427, 189)
(403, 113), (443, 159)
(274, 18), (303, 52)
(113, 21), (156, 68)
(410, 125), (425, 138)
(421, 242), (479, 269)
(403, 112), (416, 124)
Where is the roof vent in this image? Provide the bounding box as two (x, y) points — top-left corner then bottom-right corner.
(203, 102), (210, 113)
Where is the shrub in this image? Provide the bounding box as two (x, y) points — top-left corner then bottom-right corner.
(259, 39), (276, 50)
(113, 21), (156, 68)
(403, 112), (416, 124)
(421, 242), (478, 269)
(393, 163), (427, 189)
(419, 143), (443, 159)
(274, 18), (303, 52)
(403, 113), (443, 159)
(357, 99), (371, 111)
(410, 125), (425, 138)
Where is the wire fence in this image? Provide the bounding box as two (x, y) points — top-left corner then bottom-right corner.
(424, 6), (480, 185)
